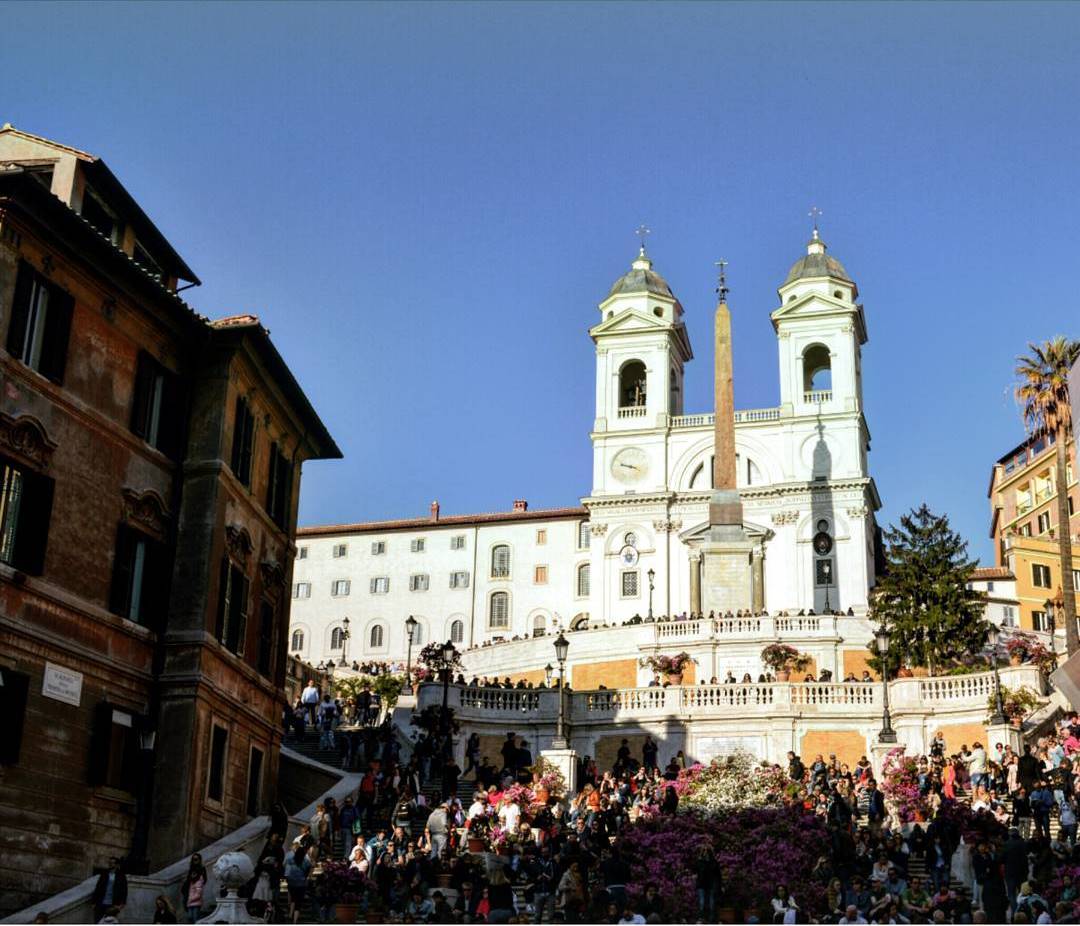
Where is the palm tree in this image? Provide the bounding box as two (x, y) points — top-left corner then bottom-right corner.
(1015, 337), (1080, 655)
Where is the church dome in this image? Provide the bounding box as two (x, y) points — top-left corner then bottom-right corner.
(782, 231), (853, 286)
(607, 250), (676, 300)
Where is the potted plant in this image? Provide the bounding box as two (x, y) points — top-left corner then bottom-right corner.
(1005, 632), (1056, 673)
(987, 684), (1041, 728)
(317, 860), (366, 923)
(760, 643), (811, 681)
(638, 652), (694, 684)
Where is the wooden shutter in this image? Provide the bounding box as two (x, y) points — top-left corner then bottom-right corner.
(157, 370), (186, 461)
(228, 568), (249, 655)
(144, 537), (173, 632)
(13, 470), (54, 575)
(38, 285), (73, 384)
(215, 557), (231, 642)
(5, 263), (34, 360)
(130, 354), (154, 440)
(87, 701), (113, 785)
(109, 525), (136, 617)
(0, 668), (30, 766)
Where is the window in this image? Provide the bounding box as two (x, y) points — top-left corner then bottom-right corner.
(230, 396), (255, 487)
(331, 626), (345, 649)
(81, 188), (121, 243)
(331, 579), (351, 597)
(536, 529), (547, 545)
(371, 541), (385, 555)
(802, 343), (832, 393)
(1033, 610), (1050, 632)
(534, 565), (548, 585)
(109, 524), (169, 627)
(88, 703), (140, 792)
(410, 621), (425, 646)
(816, 558), (834, 586)
(0, 456), (55, 575)
(257, 603), (274, 676)
(292, 582), (311, 599)
(133, 241), (164, 280)
(1038, 511), (1052, 534)
(1073, 569), (1080, 592)
(298, 546), (308, 559)
(130, 352), (184, 459)
(489, 591), (510, 628)
(986, 581), (995, 592)
(290, 628), (305, 651)
(409, 574), (430, 592)
(577, 562), (590, 597)
(619, 360), (647, 407)
(246, 747), (264, 817)
(621, 570), (639, 598)
(1002, 606), (1016, 627)
(1020, 522), (1033, 537)
(0, 667), (29, 766)
(411, 538), (426, 553)
(7, 261), (74, 384)
(369, 624), (385, 648)
(533, 614), (546, 637)
(491, 545), (510, 578)
(207, 725), (228, 802)
(577, 522), (591, 550)
(216, 559), (250, 656)
(450, 619), (464, 644)
(1033, 563), (1052, 588)
(333, 543), (348, 558)
(1069, 496), (1075, 516)
(370, 576), (390, 594)
(266, 443), (292, 529)
(449, 571), (470, 589)
(451, 535), (466, 551)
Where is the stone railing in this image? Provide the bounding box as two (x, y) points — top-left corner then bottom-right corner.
(804, 390), (833, 404)
(617, 405), (647, 419)
(457, 687), (542, 712)
(653, 614), (837, 642)
(669, 407), (782, 429)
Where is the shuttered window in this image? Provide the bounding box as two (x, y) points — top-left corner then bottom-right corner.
(216, 558), (250, 656)
(0, 456), (54, 576)
(266, 442), (291, 529)
(109, 524), (171, 628)
(230, 397), (255, 487)
(130, 352), (185, 459)
(6, 261), (74, 385)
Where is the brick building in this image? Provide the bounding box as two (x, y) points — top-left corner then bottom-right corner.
(0, 126), (339, 915)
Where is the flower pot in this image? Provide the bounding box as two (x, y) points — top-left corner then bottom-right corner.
(334, 903), (359, 924)
(1010, 654), (1024, 666)
(466, 836), (486, 853)
(666, 671), (684, 686)
(775, 669), (791, 682)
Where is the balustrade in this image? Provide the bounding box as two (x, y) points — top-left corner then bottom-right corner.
(458, 688), (542, 712)
(790, 683), (878, 707)
(804, 390), (833, 404)
(669, 408), (782, 429)
(682, 684), (775, 709)
(617, 405), (647, 418)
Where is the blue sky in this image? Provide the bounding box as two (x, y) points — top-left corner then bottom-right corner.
(4, 1), (1079, 563)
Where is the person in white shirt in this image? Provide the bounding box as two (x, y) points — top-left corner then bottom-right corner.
(301, 681), (320, 725)
(467, 793), (487, 820)
(499, 797), (521, 832)
(839, 906), (868, 925)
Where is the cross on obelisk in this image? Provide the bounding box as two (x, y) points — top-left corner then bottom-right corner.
(715, 258), (729, 301)
(635, 224), (651, 255)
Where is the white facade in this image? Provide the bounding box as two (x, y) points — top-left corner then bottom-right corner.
(968, 569), (1020, 629)
(290, 233), (882, 667)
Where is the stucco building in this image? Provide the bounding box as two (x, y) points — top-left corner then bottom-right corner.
(0, 126), (339, 915)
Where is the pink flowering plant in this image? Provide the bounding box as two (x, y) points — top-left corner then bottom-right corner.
(760, 643), (811, 673)
(880, 746), (930, 823)
(1005, 632), (1057, 673)
(638, 652), (694, 674)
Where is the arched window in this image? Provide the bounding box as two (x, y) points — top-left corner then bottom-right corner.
(570, 613), (590, 631)
(330, 626), (344, 650)
(489, 591), (509, 628)
(491, 544), (511, 578)
(450, 619), (464, 644)
(411, 620), (425, 646)
(802, 343), (832, 395)
(369, 624), (385, 648)
(533, 614), (546, 637)
(290, 628), (304, 651)
(619, 360), (647, 407)
(577, 562), (591, 597)
(577, 521), (591, 550)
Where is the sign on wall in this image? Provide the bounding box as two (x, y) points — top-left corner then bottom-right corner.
(695, 734), (765, 761)
(42, 662), (83, 707)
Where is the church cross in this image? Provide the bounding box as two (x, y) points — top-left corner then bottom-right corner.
(635, 224), (651, 254)
(808, 205), (823, 234)
(715, 258), (729, 301)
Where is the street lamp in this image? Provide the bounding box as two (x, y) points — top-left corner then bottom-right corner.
(1045, 598), (1058, 655)
(340, 616), (351, 666)
(647, 568), (655, 621)
(874, 625), (897, 743)
(987, 622), (1007, 725)
(822, 562), (832, 613)
(553, 632), (570, 749)
(404, 615), (418, 694)
(544, 664), (553, 687)
(439, 639), (456, 736)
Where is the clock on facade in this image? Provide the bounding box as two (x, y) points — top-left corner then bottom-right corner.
(620, 545), (640, 566)
(610, 447), (649, 484)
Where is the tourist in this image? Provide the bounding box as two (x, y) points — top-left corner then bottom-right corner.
(771, 885), (798, 922)
(179, 853), (206, 922)
(300, 679), (320, 725)
(91, 859), (127, 924)
(151, 896), (177, 924)
(283, 845), (311, 924)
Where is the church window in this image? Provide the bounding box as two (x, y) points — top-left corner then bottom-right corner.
(489, 591), (509, 628)
(621, 570), (639, 597)
(576, 562), (590, 597)
(619, 361), (647, 408)
(577, 522), (591, 550)
(330, 626), (345, 650)
(802, 343), (832, 394)
(533, 614), (546, 636)
(491, 545), (511, 578)
(369, 624), (385, 648)
(290, 628), (304, 651)
(450, 619), (464, 644)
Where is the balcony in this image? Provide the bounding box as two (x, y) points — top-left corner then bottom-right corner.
(617, 405), (647, 419)
(804, 390), (833, 404)
(654, 614), (837, 641)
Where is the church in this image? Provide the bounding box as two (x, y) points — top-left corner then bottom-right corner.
(288, 230), (883, 668)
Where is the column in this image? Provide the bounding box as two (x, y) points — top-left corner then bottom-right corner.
(689, 551), (702, 616)
(752, 547), (764, 611)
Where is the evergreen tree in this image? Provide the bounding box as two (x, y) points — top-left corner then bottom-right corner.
(868, 504), (987, 674)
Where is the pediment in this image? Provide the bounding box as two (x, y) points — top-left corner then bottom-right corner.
(590, 307), (671, 338)
(679, 518), (773, 543)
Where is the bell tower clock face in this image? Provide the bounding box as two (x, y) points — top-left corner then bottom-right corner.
(611, 447), (649, 485)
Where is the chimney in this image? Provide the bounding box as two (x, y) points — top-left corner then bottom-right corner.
(430, 500), (440, 521)
(512, 499), (528, 512)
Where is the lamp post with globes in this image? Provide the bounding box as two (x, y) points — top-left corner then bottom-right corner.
(404, 615), (418, 694)
(822, 562), (832, 613)
(340, 616), (351, 667)
(647, 569), (655, 621)
(1046, 597), (1058, 656)
(553, 632), (569, 749)
(874, 625), (897, 743)
(544, 664), (553, 688)
(987, 622), (1007, 726)
(439, 639), (456, 736)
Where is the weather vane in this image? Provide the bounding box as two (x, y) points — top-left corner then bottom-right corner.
(808, 205), (823, 235)
(635, 224), (651, 254)
(715, 258), (729, 301)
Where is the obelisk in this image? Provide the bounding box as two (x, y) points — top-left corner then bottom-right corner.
(700, 263), (754, 612)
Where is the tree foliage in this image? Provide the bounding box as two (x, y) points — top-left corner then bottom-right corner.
(868, 504), (987, 672)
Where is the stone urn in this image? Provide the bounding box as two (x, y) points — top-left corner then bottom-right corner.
(197, 851), (260, 924)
